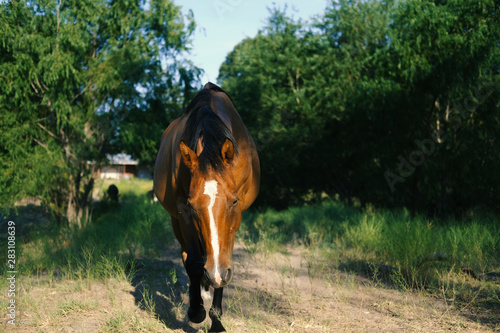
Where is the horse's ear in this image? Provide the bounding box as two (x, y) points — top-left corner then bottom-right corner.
(221, 139), (234, 164)
(180, 141), (198, 171)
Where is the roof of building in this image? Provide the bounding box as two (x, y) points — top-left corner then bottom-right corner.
(106, 153), (139, 165)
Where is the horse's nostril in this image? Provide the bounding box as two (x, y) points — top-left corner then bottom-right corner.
(224, 268), (232, 283)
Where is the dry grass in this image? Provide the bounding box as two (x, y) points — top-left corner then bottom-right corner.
(1, 241), (499, 332)
(0, 277), (169, 333)
(220, 243), (498, 332)
(2, 179), (498, 332)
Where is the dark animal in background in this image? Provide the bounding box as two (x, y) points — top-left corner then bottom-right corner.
(154, 83), (260, 332)
(107, 184), (119, 202)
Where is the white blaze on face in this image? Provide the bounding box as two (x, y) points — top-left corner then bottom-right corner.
(204, 180), (221, 285)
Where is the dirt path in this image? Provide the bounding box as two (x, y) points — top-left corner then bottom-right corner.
(135, 241), (497, 332)
(217, 243), (496, 332)
(6, 241), (498, 332)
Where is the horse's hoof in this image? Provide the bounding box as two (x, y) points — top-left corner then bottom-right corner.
(188, 306), (206, 323)
(209, 320), (226, 332)
(209, 309), (225, 332)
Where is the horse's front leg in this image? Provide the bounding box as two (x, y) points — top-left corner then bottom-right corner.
(209, 287), (225, 332)
(185, 259), (206, 323)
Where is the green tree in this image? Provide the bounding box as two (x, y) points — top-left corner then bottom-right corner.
(219, 4), (396, 207)
(0, 0), (196, 224)
(382, 0), (500, 213)
(219, 1), (500, 214)
(115, 64), (203, 168)
(219, 8), (325, 207)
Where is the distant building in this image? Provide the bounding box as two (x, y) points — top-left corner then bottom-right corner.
(98, 154), (138, 180)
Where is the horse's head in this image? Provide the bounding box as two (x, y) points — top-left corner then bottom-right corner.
(179, 139), (240, 288)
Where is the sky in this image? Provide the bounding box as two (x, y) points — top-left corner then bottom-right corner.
(178, 0), (330, 84)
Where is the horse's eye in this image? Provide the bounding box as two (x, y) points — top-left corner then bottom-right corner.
(231, 198), (239, 207)
(186, 200), (197, 213)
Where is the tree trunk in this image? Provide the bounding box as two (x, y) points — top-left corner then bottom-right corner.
(66, 175), (80, 227)
(66, 168), (95, 227)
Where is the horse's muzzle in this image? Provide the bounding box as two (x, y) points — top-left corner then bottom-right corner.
(204, 266), (232, 288)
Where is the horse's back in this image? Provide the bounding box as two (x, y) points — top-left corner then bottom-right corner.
(208, 87), (260, 211)
(154, 84), (260, 217)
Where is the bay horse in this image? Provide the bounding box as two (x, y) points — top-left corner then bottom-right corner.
(154, 82), (260, 332)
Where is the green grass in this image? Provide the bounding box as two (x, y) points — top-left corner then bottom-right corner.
(4, 178), (499, 317)
(58, 299), (99, 316)
(238, 200), (500, 307)
(12, 179), (172, 282)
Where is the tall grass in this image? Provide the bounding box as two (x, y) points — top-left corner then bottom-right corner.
(239, 200), (500, 304)
(14, 179), (172, 282)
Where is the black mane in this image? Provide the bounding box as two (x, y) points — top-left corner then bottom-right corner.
(182, 84), (238, 173)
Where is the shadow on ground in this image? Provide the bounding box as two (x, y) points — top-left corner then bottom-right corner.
(129, 253), (199, 332)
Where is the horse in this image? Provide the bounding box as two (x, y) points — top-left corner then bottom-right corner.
(154, 82), (260, 332)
